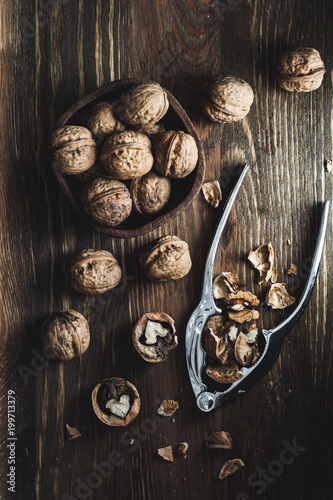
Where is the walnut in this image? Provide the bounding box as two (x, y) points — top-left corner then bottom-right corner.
(213, 272), (245, 299)
(202, 180), (222, 208)
(228, 309), (259, 324)
(49, 125), (97, 175)
(41, 309), (90, 361)
(201, 75), (254, 123)
(205, 431), (233, 450)
(266, 283), (296, 309)
(277, 47), (326, 92)
(92, 377), (140, 427)
(157, 400), (179, 416)
(157, 446), (173, 462)
(218, 459), (245, 480)
(76, 162), (115, 183)
(81, 178), (132, 227)
(130, 171), (171, 214)
(137, 122), (165, 140)
(132, 312), (178, 363)
(248, 243), (274, 284)
(153, 130), (198, 178)
(117, 82), (169, 128)
(206, 360), (243, 384)
(81, 101), (125, 140)
(70, 249), (122, 295)
(234, 332), (260, 367)
(140, 235), (192, 282)
(100, 130), (154, 179)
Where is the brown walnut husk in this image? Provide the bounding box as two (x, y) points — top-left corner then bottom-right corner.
(92, 377), (140, 427)
(81, 178), (132, 227)
(218, 459), (245, 480)
(201, 75), (254, 123)
(266, 283), (296, 309)
(140, 235), (192, 282)
(81, 101), (125, 140)
(277, 47), (326, 92)
(130, 171), (171, 214)
(100, 130), (154, 179)
(153, 130), (198, 179)
(132, 312), (178, 363)
(49, 125), (97, 175)
(117, 82), (169, 128)
(41, 309), (90, 361)
(70, 249), (122, 295)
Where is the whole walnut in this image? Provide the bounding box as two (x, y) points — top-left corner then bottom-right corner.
(130, 171), (171, 214)
(41, 309), (90, 361)
(137, 122), (165, 140)
(276, 47), (326, 92)
(201, 75), (254, 123)
(49, 125), (97, 175)
(140, 235), (192, 282)
(81, 178), (132, 227)
(76, 161), (115, 183)
(153, 131), (198, 178)
(81, 102), (125, 140)
(100, 130), (154, 179)
(117, 82), (169, 128)
(70, 249), (122, 294)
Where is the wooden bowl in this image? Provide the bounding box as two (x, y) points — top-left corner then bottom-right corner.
(53, 78), (205, 238)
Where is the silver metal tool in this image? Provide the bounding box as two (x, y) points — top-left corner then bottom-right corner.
(186, 162), (330, 412)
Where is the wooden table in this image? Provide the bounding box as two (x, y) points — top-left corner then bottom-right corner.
(1, 1), (332, 499)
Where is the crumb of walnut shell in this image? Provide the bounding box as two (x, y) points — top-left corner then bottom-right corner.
(248, 243), (274, 284)
(218, 459), (245, 480)
(157, 400), (179, 417)
(206, 431), (233, 450)
(202, 180), (222, 208)
(66, 424), (82, 440)
(287, 263), (298, 276)
(271, 268), (278, 283)
(325, 160), (332, 173)
(176, 442), (188, 455)
(266, 283), (296, 309)
(157, 445), (173, 462)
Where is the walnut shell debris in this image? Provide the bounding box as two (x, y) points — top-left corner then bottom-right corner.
(117, 82), (169, 128)
(140, 235), (192, 282)
(130, 171), (171, 214)
(325, 160), (333, 173)
(92, 377), (140, 427)
(81, 101), (125, 140)
(201, 75), (254, 123)
(100, 130), (154, 179)
(153, 130), (198, 179)
(206, 431), (233, 450)
(234, 333), (260, 367)
(41, 309), (90, 361)
(204, 322), (237, 365)
(266, 283), (296, 309)
(157, 445), (173, 462)
(213, 272), (244, 299)
(287, 263), (298, 276)
(202, 180), (222, 208)
(248, 243), (274, 284)
(157, 400), (179, 417)
(206, 360), (243, 384)
(132, 312), (178, 363)
(176, 442), (188, 455)
(70, 249), (122, 295)
(49, 125), (97, 175)
(66, 424), (82, 440)
(81, 178), (132, 227)
(271, 268), (278, 283)
(218, 459), (245, 480)
(277, 47), (326, 92)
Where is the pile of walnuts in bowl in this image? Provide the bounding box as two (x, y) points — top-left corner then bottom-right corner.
(49, 82), (199, 228)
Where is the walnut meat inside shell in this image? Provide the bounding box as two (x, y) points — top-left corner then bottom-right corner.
(70, 249), (122, 295)
(81, 178), (132, 227)
(81, 101), (125, 140)
(201, 75), (254, 123)
(49, 125), (97, 175)
(130, 171), (171, 214)
(140, 235), (192, 282)
(92, 377), (140, 427)
(153, 130), (198, 179)
(41, 309), (90, 361)
(100, 130), (154, 180)
(277, 47), (326, 92)
(132, 312), (178, 363)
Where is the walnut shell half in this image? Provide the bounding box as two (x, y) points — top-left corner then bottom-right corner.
(49, 125), (97, 175)
(41, 309), (90, 361)
(153, 130), (198, 178)
(140, 235), (192, 282)
(81, 178), (132, 227)
(130, 171), (171, 214)
(81, 101), (125, 140)
(277, 47), (326, 92)
(70, 249), (122, 295)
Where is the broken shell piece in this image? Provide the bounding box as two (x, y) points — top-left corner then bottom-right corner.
(157, 400), (179, 417)
(271, 268), (278, 283)
(266, 283), (296, 309)
(248, 243), (274, 283)
(157, 445), (173, 462)
(228, 309), (259, 324)
(325, 160), (333, 173)
(66, 424), (82, 441)
(225, 291), (260, 308)
(206, 431), (233, 450)
(204, 314), (225, 334)
(218, 459), (245, 480)
(213, 272), (244, 299)
(245, 324), (258, 344)
(176, 442), (188, 455)
(202, 180), (222, 208)
(234, 333), (260, 367)
(206, 360), (243, 384)
(287, 263), (298, 276)
(204, 321), (237, 364)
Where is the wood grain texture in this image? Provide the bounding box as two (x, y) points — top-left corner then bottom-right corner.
(0, 1), (332, 499)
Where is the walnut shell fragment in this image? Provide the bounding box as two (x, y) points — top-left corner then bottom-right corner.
(218, 459), (245, 480)
(153, 130), (198, 179)
(277, 47), (326, 92)
(157, 400), (179, 417)
(234, 333), (260, 367)
(70, 249), (122, 295)
(176, 442), (188, 455)
(157, 445), (173, 462)
(248, 243), (274, 284)
(287, 263), (298, 276)
(213, 272), (244, 299)
(266, 283), (296, 310)
(206, 360), (243, 384)
(92, 377), (140, 427)
(140, 235), (192, 282)
(132, 312), (178, 363)
(81, 101), (125, 140)
(66, 424), (82, 441)
(130, 171), (171, 214)
(206, 431), (233, 450)
(204, 322), (237, 365)
(202, 180), (222, 208)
